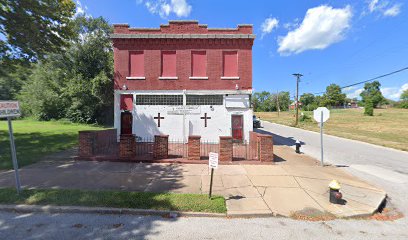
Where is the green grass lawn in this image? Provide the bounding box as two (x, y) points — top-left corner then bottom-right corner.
(0, 119), (105, 169)
(0, 188), (226, 213)
(256, 108), (408, 151)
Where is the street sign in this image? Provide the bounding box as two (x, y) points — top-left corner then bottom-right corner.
(0, 101), (21, 194)
(208, 152), (219, 199)
(209, 152), (219, 169)
(313, 107), (330, 123)
(313, 107), (330, 167)
(0, 101), (21, 118)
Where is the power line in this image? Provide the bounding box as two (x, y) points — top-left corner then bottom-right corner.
(313, 66), (408, 95)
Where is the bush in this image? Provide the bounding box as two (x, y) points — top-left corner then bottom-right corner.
(364, 98), (374, 116)
(300, 113), (312, 122)
(399, 101), (408, 109)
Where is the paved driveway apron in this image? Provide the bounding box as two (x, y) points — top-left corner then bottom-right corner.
(0, 160), (385, 218)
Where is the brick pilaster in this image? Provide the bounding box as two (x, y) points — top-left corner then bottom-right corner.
(219, 136), (233, 162)
(154, 135), (169, 159)
(188, 135), (201, 160)
(258, 135), (273, 162)
(119, 134), (136, 159)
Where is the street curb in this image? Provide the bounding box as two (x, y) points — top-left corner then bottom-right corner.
(0, 204), (227, 218)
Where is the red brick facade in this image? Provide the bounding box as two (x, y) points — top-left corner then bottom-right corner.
(111, 21), (254, 91)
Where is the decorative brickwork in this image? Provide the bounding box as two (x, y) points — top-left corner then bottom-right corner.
(119, 134), (136, 159)
(219, 136), (233, 162)
(79, 129), (117, 157)
(188, 135), (201, 160)
(154, 135), (169, 159)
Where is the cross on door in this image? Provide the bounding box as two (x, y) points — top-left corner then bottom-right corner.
(154, 113), (164, 127)
(200, 113), (211, 127)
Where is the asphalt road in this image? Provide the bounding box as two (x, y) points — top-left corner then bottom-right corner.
(0, 211), (406, 240)
(259, 121), (408, 214)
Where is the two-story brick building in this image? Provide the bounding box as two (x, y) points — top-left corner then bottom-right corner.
(111, 20), (255, 142)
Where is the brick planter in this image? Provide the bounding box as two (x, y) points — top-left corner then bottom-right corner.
(119, 134), (136, 159)
(154, 135), (169, 159)
(188, 135), (201, 160)
(219, 136), (233, 162)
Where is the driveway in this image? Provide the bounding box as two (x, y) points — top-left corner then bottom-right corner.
(259, 121), (408, 214)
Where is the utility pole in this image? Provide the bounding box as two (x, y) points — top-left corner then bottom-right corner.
(276, 90), (280, 117)
(293, 73), (303, 126)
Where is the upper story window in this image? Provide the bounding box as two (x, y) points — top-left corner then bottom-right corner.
(161, 51), (177, 78)
(222, 51), (239, 79)
(191, 51), (207, 78)
(129, 51), (144, 77)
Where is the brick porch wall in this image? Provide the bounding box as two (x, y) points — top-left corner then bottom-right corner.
(219, 136), (233, 162)
(154, 135), (169, 159)
(249, 131), (274, 162)
(188, 135), (201, 160)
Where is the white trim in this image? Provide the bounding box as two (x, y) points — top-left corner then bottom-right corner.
(189, 76), (209, 80)
(159, 77), (178, 80)
(221, 76), (240, 80)
(115, 89), (252, 95)
(126, 76), (146, 80)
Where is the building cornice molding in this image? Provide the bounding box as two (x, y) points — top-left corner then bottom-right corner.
(110, 33), (256, 39)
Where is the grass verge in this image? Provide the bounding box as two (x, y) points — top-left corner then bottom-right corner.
(0, 119), (106, 169)
(0, 188), (226, 213)
(256, 108), (408, 151)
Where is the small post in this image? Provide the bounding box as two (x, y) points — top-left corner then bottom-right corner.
(320, 112), (324, 167)
(209, 168), (214, 199)
(7, 117), (21, 194)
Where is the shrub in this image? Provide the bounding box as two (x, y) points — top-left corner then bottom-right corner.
(300, 113), (312, 122)
(364, 98), (374, 116)
(399, 101), (408, 109)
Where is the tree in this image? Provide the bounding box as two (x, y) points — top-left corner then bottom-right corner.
(0, 0), (76, 62)
(252, 91), (271, 112)
(321, 84), (346, 107)
(300, 93), (316, 111)
(364, 98), (374, 116)
(277, 91), (290, 111)
(401, 89), (408, 101)
(360, 81), (385, 107)
(19, 16), (114, 124)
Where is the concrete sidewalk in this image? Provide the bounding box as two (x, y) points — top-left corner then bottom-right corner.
(0, 147), (386, 218)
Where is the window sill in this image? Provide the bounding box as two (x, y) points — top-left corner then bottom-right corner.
(221, 76), (240, 80)
(126, 77), (146, 80)
(189, 76), (209, 80)
(159, 77), (178, 80)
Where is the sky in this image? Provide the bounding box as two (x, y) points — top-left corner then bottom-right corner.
(77, 0), (408, 100)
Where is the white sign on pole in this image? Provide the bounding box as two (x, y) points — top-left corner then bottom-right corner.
(0, 101), (21, 118)
(313, 107), (330, 123)
(209, 152), (219, 169)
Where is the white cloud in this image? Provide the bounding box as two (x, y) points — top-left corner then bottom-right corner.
(366, 0), (402, 17)
(74, 0), (91, 17)
(283, 18), (300, 30)
(344, 86), (364, 99)
(140, 0), (192, 18)
(261, 17), (279, 38)
(277, 5), (352, 55)
(381, 83), (408, 100)
(384, 4), (402, 16)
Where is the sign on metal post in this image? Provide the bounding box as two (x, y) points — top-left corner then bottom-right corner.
(0, 101), (22, 194)
(313, 107), (330, 166)
(208, 152), (219, 199)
